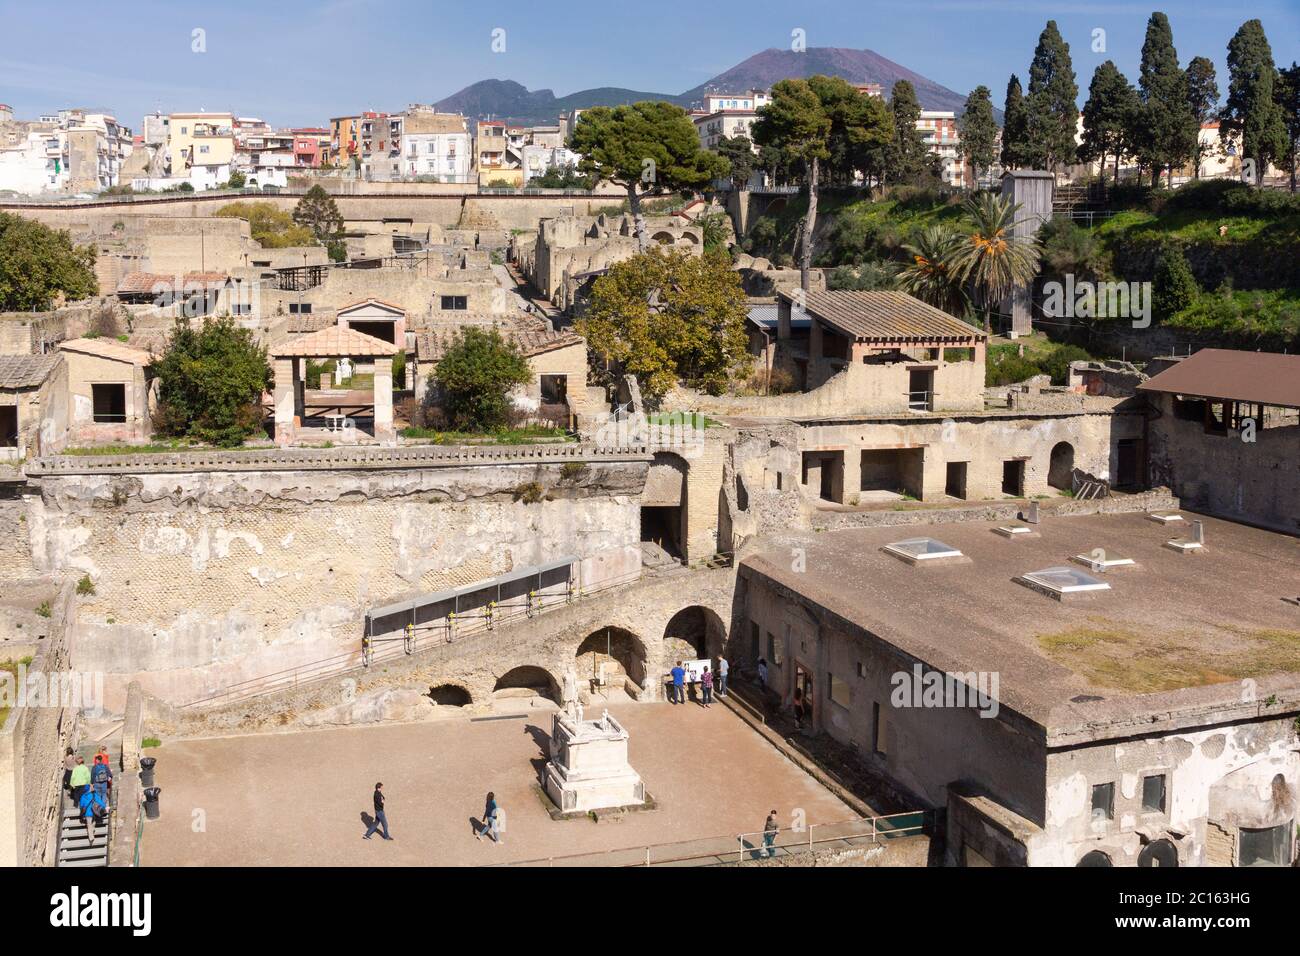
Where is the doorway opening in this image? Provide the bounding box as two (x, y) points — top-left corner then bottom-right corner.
(1001, 459), (1025, 497)
(945, 461), (968, 499)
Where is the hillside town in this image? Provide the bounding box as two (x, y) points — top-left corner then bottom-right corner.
(0, 4), (1297, 907)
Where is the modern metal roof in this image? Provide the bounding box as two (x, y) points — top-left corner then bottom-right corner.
(776, 290), (985, 343)
(1137, 349), (1300, 408)
(365, 555), (577, 620)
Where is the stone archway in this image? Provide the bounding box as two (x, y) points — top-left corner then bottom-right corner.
(663, 605), (726, 662)
(1138, 839), (1179, 867)
(1077, 849), (1113, 867)
(493, 665), (561, 703)
(428, 684), (472, 706)
(575, 627), (648, 689)
(651, 231), (675, 245)
(1048, 441), (1075, 491)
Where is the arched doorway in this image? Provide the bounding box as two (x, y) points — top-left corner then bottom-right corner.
(493, 666), (560, 703)
(1077, 850), (1113, 867)
(663, 605), (726, 662)
(1138, 839), (1179, 867)
(1048, 442), (1075, 491)
(651, 231), (675, 245)
(428, 684), (471, 706)
(576, 627), (647, 689)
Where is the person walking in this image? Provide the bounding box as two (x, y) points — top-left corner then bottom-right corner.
(757, 657), (768, 687)
(476, 792), (502, 843)
(763, 810), (779, 858)
(670, 661), (685, 706)
(364, 782), (393, 841)
(700, 666), (714, 707)
(78, 786), (108, 846)
(62, 747), (76, 796)
(68, 755), (91, 803)
(91, 754), (113, 804)
(717, 655), (728, 697)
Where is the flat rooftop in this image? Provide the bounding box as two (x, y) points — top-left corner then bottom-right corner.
(742, 512), (1300, 743)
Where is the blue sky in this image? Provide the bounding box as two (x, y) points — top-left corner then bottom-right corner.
(1, 0), (1296, 128)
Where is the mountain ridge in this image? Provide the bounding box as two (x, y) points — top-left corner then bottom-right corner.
(434, 47), (983, 125)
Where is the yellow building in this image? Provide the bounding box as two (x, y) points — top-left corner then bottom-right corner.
(328, 115), (360, 168)
(167, 112), (234, 178)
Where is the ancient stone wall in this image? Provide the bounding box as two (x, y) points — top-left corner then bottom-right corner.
(23, 448), (652, 710)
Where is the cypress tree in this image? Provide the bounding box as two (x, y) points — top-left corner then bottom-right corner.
(958, 86), (998, 186)
(1001, 74), (1030, 169)
(1081, 61), (1141, 185)
(1185, 56), (1220, 179)
(885, 80), (934, 184)
(1137, 12), (1198, 187)
(1275, 62), (1300, 193)
(1024, 20), (1079, 171)
(1223, 19), (1288, 188)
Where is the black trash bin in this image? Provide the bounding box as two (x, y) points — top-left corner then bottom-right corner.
(143, 787), (161, 820)
(140, 756), (157, 788)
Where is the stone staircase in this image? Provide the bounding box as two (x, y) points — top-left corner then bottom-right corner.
(56, 736), (122, 868)
(56, 793), (110, 868)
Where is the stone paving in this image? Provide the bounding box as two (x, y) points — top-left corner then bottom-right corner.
(142, 700), (857, 866)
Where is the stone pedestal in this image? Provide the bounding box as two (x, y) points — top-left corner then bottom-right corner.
(544, 708), (644, 813)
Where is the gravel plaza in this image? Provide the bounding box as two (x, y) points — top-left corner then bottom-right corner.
(140, 700), (858, 866)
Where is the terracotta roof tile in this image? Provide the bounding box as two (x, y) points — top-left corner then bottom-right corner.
(59, 337), (153, 366)
(272, 326), (399, 358)
(0, 353), (61, 389)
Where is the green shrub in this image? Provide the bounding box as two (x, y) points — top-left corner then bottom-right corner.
(432, 327), (531, 432)
(513, 481), (545, 504)
(35, 601), (51, 618)
(75, 574), (96, 597)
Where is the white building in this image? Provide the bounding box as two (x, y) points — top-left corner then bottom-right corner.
(0, 108), (132, 195)
(521, 144), (582, 184)
(399, 110), (471, 182)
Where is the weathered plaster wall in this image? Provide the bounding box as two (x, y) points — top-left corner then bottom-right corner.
(25, 456), (650, 709)
(0, 577), (78, 867)
(1039, 719), (1300, 867)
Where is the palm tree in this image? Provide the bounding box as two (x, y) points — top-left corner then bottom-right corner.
(897, 226), (969, 316)
(952, 192), (1042, 331)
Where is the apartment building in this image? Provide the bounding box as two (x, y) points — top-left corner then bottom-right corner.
(166, 111), (234, 187)
(293, 128), (330, 168)
(327, 115), (361, 168)
(918, 110), (965, 188)
(0, 107), (132, 195)
(400, 110), (471, 182)
(476, 120), (522, 187)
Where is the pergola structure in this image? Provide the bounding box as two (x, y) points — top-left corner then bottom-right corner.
(270, 326), (399, 445)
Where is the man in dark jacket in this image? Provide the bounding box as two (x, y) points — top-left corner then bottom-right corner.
(364, 782), (393, 841)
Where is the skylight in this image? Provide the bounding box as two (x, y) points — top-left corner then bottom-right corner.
(1020, 566), (1111, 595)
(1071, 553), (1136, 572)
(883, 537), (964, 564)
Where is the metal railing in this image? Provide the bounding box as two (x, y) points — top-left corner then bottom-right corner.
(179, 563), (651, 711)
(496, 812), (927, 867)
(907, 390), (934, 412)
